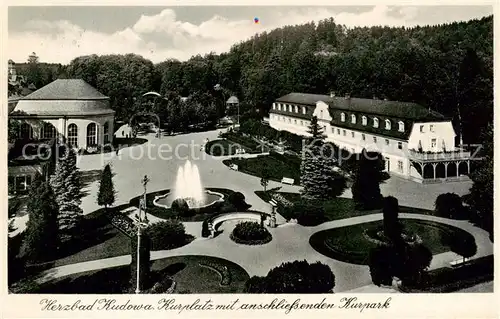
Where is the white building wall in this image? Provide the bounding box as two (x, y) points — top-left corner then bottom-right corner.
(269, 107), (413, 177)
(408, 121), (456, 152)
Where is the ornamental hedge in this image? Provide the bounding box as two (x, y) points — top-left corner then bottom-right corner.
(144, 220), (194, 250)
(230, 221), (272, 245)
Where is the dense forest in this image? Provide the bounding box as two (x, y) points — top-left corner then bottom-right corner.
(13, 15), (493, 144)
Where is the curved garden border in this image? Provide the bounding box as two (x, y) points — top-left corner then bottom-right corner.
(153, 190), (225, 209)
(309, 218), (476, 265)
(210, 211), (271, 231)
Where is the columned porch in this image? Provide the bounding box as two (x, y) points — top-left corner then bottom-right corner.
(408, 149), (472, 183)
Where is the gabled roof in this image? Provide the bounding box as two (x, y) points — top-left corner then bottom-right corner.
(21, 79), (109, 100)
(275, 93), (447, 122)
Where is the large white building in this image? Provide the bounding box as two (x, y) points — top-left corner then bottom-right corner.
(269, 92), (471, 183)
(10, 79), (115, 150)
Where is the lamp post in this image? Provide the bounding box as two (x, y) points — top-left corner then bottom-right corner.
(269, 199), (277, 228)
(135, 175), (150, 294)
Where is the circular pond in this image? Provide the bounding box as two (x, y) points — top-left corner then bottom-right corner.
(154, 190), (224, 209)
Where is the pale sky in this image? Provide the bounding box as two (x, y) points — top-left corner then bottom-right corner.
(8, 5), (493, 64)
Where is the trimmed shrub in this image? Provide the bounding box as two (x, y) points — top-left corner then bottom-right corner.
(144, 220), (193, 250)
(245, 260), (335, 293)
(443, 231), (477, 263)
(171, 198), (191, 217)
(288, 200), (325, 226)
(227, 192), (248, 211)
(435, 193), (465, 219)
(368, 246), (394, 286)
(230, 221), (272, 245)
(382, 196), (402, 241)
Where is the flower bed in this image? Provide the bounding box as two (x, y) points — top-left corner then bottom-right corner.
(199, 261), (231, 286)
(230, 221), (272, 245)
(109, 213), (136, 238)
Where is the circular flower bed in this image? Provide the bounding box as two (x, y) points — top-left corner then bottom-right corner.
(230, 221), (272, 245)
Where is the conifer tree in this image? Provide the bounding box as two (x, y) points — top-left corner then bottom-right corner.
(97, 164), (116, 210)
(300, 116), (346, 200)
(23, 174), (59, 262)
(50, 146), (83, 242)
(351, 149), (385, 210)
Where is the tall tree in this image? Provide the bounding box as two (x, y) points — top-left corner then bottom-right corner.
(97, 164), (116, 210)
(300, 117), (346, 200)
(463, 123), (493, 239)
(22, 174), (59, 262)
(351, 150), (385, 210)
(50, 147), (83, 243)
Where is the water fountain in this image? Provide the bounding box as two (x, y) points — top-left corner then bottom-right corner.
(154, 160), (224, 209)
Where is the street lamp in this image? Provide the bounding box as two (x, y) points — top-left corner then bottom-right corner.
(135, 175), (150, 294)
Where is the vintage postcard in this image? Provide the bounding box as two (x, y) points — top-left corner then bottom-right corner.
(1, 2), (497, 318)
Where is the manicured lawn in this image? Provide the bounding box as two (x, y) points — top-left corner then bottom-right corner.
(225, 152), (301, 185)
(21, 255), (249, 294)
(255, 191), (435, 222)
(205, 132), (269, 156)
(309, 219), (475, 265)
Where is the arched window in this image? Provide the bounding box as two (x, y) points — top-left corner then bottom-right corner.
(42, 122), (57, 139)
(385, 119), (391, 130)
(86, 123), (97, 146)
(351, 114), (356, 124)
(103, 122), (110, 144)
(20, 122), (32, 139)
(398, 121), (405, 132)
(67, 123), (78, 148)
(373, 117), (379, 128)
(362, 116), (367, 126)
(341, 113), (346, 122)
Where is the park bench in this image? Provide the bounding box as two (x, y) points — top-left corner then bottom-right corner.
(229, 164), (239, 171)
(450, 257), (471, 267)
(281, 177), (295, 185)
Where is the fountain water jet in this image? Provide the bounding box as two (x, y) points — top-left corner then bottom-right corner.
(173, 160), (206, 207)
(153, 160), (224, 209)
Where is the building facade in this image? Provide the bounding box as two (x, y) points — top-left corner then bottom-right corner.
(8, 79), (115, 193)
(10, 79), (115, 150)
(269, 92), (471, 183)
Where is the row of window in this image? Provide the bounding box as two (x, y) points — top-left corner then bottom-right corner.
(332, 127), (404, 150)
(420, 124), (435, 133)
(339, 113), (405, 132)
(19, 122), (110, 148)
(273, 103), (307, 115)
(271, 114), (310, 126)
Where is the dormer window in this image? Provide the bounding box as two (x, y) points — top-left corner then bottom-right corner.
(373, 118), (379, 128)
(295, 105), (298, 113)
(277, 104), (281, 111)
(302, 107), (306, 114)
(385, 119), (391, 130)
(362, 116), (367, 126)
(430, 125), (435, 132)
(341, 113), (346, 122)
(288, 104), (293, 112)
(398, 121), (404, 132)
(420, 125), (424, 133)
(273, 103), (276, 110)
(351, 114), (356, 124)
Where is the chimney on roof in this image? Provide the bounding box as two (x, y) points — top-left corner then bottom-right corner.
(345, 93), (351, 100)
(330, 91), (336, 98)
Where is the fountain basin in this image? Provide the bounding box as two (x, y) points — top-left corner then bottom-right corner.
(154, 190), (225, 209)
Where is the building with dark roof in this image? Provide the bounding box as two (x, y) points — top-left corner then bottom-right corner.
(269, 92), (471, 183)
(10, 79), (115, 150)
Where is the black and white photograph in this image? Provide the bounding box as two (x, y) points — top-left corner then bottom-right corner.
(2, 3), (496, 317)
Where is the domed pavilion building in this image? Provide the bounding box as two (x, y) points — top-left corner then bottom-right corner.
(10, 79), (115, 149)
